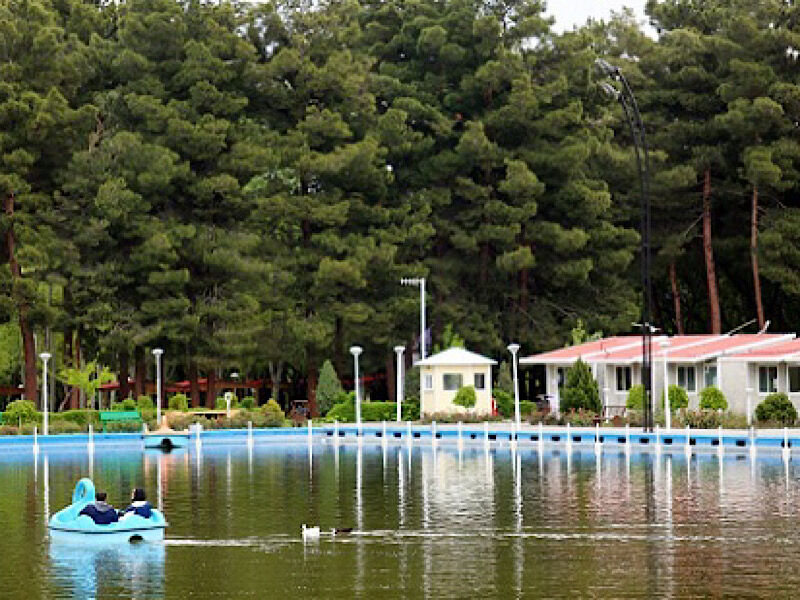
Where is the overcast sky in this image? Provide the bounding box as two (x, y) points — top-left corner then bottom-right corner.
(545, 0), (648, 32)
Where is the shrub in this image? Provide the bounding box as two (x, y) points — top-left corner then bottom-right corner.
(563, 409), (598, 427)
(560, 359), (601, 413)
(664, 385), (689, 411)
(493, 389), (513, 417)
(50, 410), (99, 429)
(0, 425), (18, 435)
(673, 409), (745, 429)
(215, 395), (240, 410)
(520, 400), (536, 416)
(404, 366), (420, 403)
(421, 412), (503, 424)
(259, 398), (286, 427)
(316, 360), (343, 415)
(2, 400), (39, 425)
(401, 396), (419, 421)
(453, 385), (477, 409)
(362, 402), (396, 421)
(112, 398), (137, 411)
(699, 386), (727, 411)
(168, 394), (189, 411)
(48, 421), (83, 434)
(104, 420), (143, 433)
(137, 396), (154, 411)
(756, 393), (797, 425)
(626, 384), (644, 410)
(241, 396), (256, 410)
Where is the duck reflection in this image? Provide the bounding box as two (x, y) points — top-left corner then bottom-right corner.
(49, 538), (165, 599)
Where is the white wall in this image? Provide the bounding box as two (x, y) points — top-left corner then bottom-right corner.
(421, 364), (493, 417)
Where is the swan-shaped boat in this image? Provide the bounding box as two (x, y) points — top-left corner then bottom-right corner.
(48, 478), (167, 543)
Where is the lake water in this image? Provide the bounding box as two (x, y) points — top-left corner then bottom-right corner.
(2, 440), (800, 598)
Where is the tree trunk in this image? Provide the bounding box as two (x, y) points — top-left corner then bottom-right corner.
(268, 360), (283, 404)
(669, 261), (684, 335)
(702, 169), (722, 333)
(205, 369), (217, 408)
(189, 361), (200, 408)
(751, 185), (765, 330)
(333, 316), (344, 376)
(387, 353), (396, 403)
(70, 331), (81, 410)
(134, 347), (145, 399)
(119, 351), (130, 401)
(4, 194), (37, 405)
(306, 350), (318, 418)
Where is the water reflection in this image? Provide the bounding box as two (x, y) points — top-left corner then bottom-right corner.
(49, 539), (165, 599)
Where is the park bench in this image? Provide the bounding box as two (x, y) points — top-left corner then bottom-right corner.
(99, 410), (142, 432)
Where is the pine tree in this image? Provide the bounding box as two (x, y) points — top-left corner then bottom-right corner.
(560, 358), (600, 413)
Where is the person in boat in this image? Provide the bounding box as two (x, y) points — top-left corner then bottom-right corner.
(121, 488), (153, 518)
(78, 491), (119, 525)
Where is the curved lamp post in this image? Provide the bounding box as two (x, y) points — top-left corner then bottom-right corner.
(350, 346), (363, 432)
(394, 346), (405, 422)
(507, 343), (521, 432)
(40, 352), (51, 436)
(596, 58), (653, 432)
(152, 348), (164, 426)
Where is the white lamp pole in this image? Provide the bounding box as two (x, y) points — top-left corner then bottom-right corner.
(152, 348), (164, 425)
(40, 352), (51, 436)
(350, 346), (363, 431)
(394, 346), (405, 422)
(508, 343), (521, 431)
(660, 339), (670, 430)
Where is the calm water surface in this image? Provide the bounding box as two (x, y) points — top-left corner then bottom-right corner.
(1, 440), (799, 598)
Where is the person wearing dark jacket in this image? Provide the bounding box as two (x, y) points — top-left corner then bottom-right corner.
(122, 488), (153, 518)
(79, 491), (119, 525)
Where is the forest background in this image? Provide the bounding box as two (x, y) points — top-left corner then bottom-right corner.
(2, 0), (800, 415)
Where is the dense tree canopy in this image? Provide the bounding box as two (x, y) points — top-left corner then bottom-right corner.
(2, 0), (800, 414)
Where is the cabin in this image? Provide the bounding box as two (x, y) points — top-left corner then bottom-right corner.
(416, 348), (496, 417)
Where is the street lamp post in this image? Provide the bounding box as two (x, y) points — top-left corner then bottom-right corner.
(40, 352), (51, 436)
(660, 339), (671, 430)
(152, 348), (164, 426)
(231, 372), (239, 404)
(394, 346), (405, 422)
(597, 58), (653, 432)
(507, 343), (521, 432)
(350, 346), (363, 433)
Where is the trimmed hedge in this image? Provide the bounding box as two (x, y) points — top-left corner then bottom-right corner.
(493, 389), (513, 417)
(326, 397), (397, 422)
(453, 385), (477, 408)
(168, 394), (189, 411)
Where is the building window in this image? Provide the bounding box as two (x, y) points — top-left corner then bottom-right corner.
(616, 366), (632, 391)
(790, 367), (800, 394)
(423, 374), (433, 391)
(677, 366), (696, 392)
(704, 365), (718, 388)
(474, 373), (485, 390)
(759, 366), (777, 394)
(443, 373), (462, 391)
(557, 367), (566, 388)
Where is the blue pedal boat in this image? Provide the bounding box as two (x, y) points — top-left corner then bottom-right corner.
(48, 478), (168, 543)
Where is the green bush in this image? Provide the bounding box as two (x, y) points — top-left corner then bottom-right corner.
(137, 396), (154, 411)
(241, 396), (256, 410)
(316, 360), (343, 415)
(104, 420), (143, 433)
(259, 398), (286, 427)
(663, 385), (689, 411)
(421, 412), (503, 424)
(626, 384), (644, 410)
(755, 393), (797, 425)
(673, 409), (746, 429)
(2, 400), (39, 425)
(48, 421), (83, 434)
(0, 425), (19, 435)
(50, 410), (99, 428)
(699, 386), (727, 411)
(215, 395), (240, 410)
(401, 396), (419, 421)
(561, 359), (601, 413)
(520, 400), (535, 416)
(325, 394), (396, 422)
(168, 394), (189, 411)
(493, 389), (513, 417)
(453, 385), (477, 409)
(111, 398), (137, 411)
(563, 409), (598, 427)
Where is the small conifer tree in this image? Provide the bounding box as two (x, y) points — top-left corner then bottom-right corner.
(561, 359), (601, 413)
(316, 360), (343, 415)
